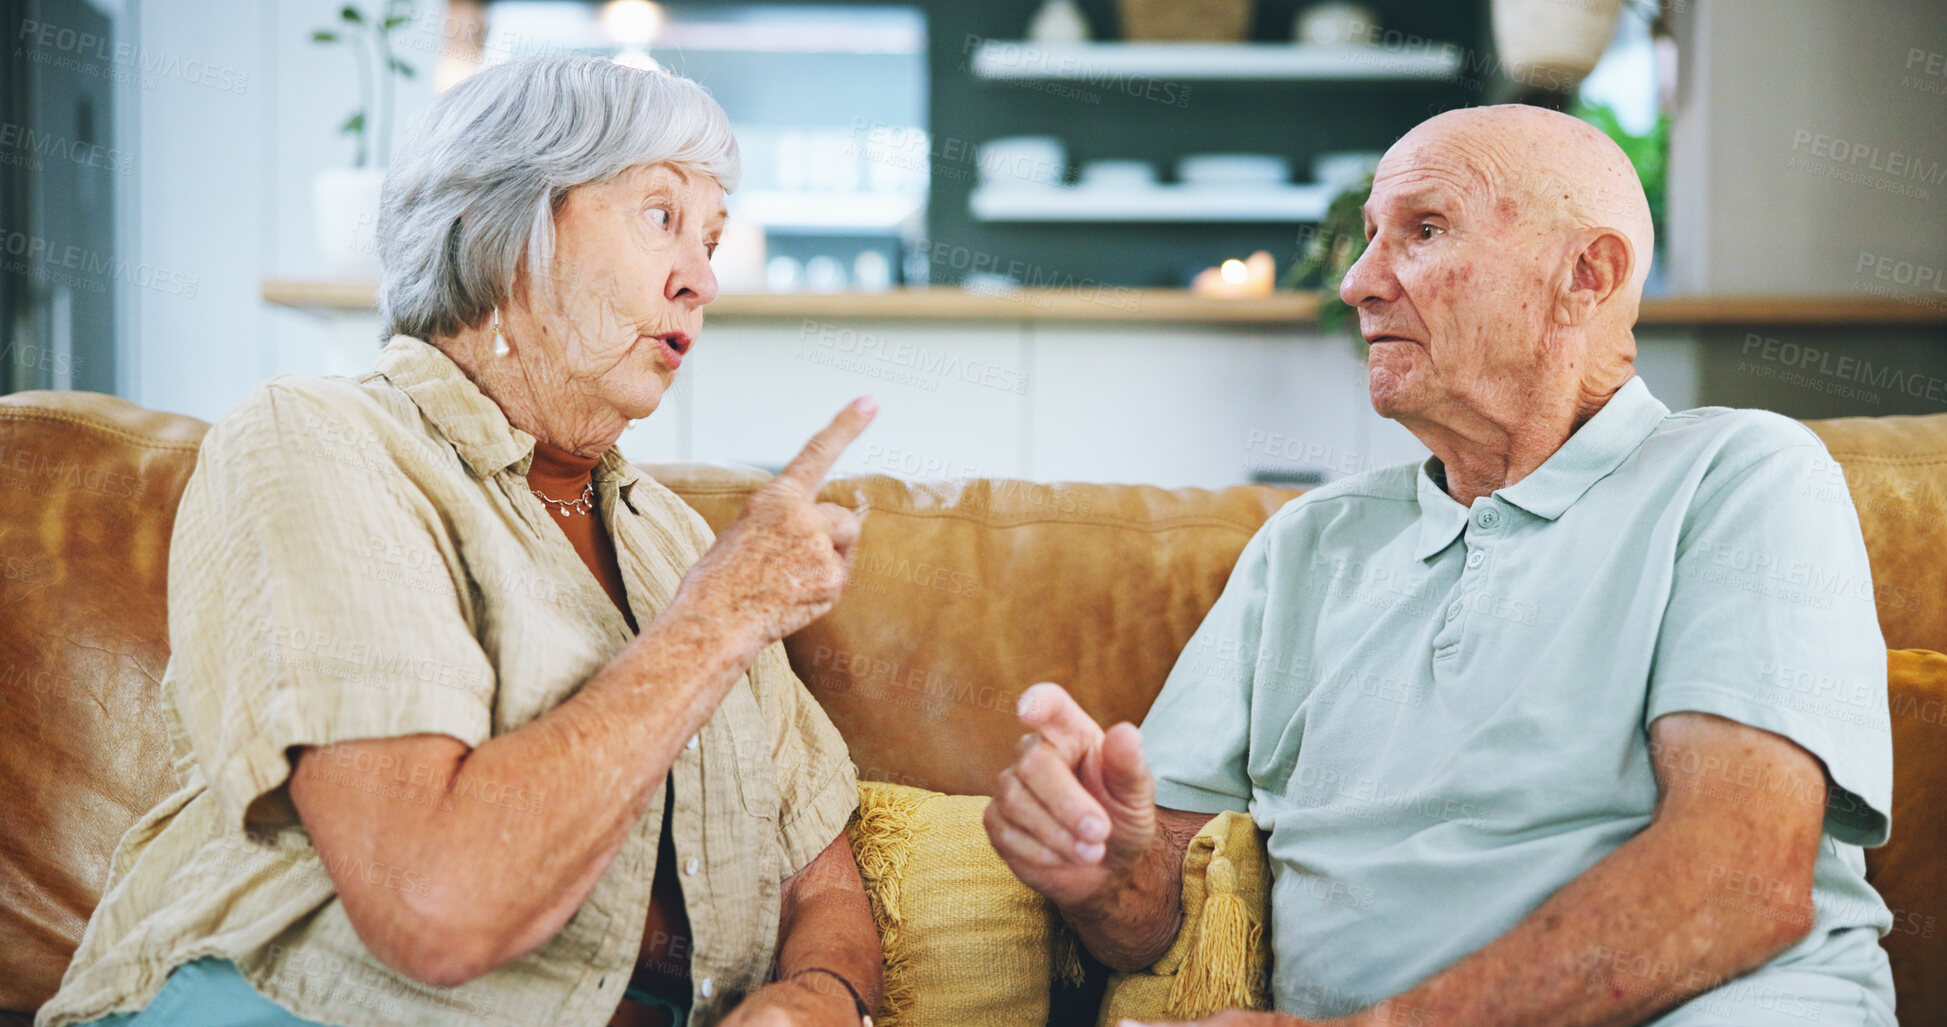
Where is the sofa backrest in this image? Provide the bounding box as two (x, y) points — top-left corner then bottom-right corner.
(2, 388), (1943, 1017)
(0, 392), (208, 1010)
(658, 464), (1296, 797)
(1803, 414), (1947, 652)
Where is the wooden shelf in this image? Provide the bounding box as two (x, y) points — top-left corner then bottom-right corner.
(969, 184), (1332, 223)
(732, 190), (924, 233)
(262, 280), (1947, 327)
(969, 41), (1463, 81)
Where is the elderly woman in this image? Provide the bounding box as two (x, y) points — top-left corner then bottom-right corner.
(40, 57), (881, 1027)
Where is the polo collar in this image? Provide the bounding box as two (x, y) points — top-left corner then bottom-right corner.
(1411, 376), (1668, 560)
(374, 335), (648, 511)
(1413, 463), (1471, 561)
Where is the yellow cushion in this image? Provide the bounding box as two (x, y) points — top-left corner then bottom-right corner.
(1098, 810), (1271, 1024)
(847, 782), (1064, 1026)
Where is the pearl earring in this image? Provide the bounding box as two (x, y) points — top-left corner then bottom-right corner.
(491, 308), (510, 357)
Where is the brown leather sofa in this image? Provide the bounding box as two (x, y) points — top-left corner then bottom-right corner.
(2, 389), (1942, 1025)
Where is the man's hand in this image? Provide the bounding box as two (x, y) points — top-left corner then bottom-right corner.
(716, 978), (860, 1027)
(984, 682), (1158, 911)
(677, 398), (876, 647)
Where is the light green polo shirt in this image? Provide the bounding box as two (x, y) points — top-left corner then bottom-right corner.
(1143, 377), (1896, 1026)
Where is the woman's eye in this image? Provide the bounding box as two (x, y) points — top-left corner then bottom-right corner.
(647, 207), (671, 229)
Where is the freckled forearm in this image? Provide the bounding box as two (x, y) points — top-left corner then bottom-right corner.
(776, 838), (884, 1014)
(1062, 811), (1204, 971)
(1355, 825), (1808, 1027)
(366, 593), (770, 970)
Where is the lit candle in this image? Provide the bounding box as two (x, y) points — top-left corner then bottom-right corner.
(1192, 250), (1277, 297)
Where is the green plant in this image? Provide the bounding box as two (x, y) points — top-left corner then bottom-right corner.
(1572, 100), (1669, 252)
(1285, 173), (1372, 347)
(312, 2), (418, 167)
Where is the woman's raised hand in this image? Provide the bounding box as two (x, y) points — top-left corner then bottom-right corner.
(679, 397), (878, 647)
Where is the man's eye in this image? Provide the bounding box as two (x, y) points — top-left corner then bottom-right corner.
(1418, 223), (1442, 240)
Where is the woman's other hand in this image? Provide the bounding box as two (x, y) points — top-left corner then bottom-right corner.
(678, 397), (878, 647)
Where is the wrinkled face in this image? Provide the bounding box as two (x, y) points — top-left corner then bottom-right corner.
(520, 163), (723, 427)
(1339, 131), (1566, 426)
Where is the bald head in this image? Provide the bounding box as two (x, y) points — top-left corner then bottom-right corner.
(1341, 104), (1652, 469)
(1386, 104), (1654, 292)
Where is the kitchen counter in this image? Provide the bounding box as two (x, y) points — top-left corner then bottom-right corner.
(261, 280), (1947, 326)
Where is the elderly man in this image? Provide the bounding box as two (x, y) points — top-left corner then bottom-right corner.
(986, 105), (1894, 1027)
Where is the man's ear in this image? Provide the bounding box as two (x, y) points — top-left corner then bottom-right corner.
(1554, 229), (1634, 326)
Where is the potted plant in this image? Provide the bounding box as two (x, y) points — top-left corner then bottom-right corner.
(311, 1), (417, 277)
(1286, 173), (1371, 353)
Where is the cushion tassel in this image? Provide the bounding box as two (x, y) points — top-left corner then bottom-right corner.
(1167, 856), (1264, 1018)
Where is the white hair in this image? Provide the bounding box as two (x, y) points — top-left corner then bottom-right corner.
(378, 56), (740, 340)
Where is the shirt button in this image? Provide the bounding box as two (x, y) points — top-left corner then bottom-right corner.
(686, 734), (699, 750)
(686, 857), (699, 876)
(1466, 550), (1485, 569)
(1475, 508), (1500, 529)
(699, 977), (714, 999)
(1446, 600), (1463, 621)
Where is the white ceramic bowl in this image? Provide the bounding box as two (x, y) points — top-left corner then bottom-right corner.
(1077, 159), (1159, 189)
(977, 136), (1067, 189)
(1178, 153), (1292, 187)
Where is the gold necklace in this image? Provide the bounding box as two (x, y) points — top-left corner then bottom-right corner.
(531, 482), (595, 516)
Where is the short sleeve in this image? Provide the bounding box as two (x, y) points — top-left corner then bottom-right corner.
(748, 640), (859, 874)
(1142, 527), (1272, 815)
(164, 382), (494, 833)
(1647, 440), (1893, 847)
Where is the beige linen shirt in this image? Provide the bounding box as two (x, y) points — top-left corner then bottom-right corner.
(38, 336), (859, 1027)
